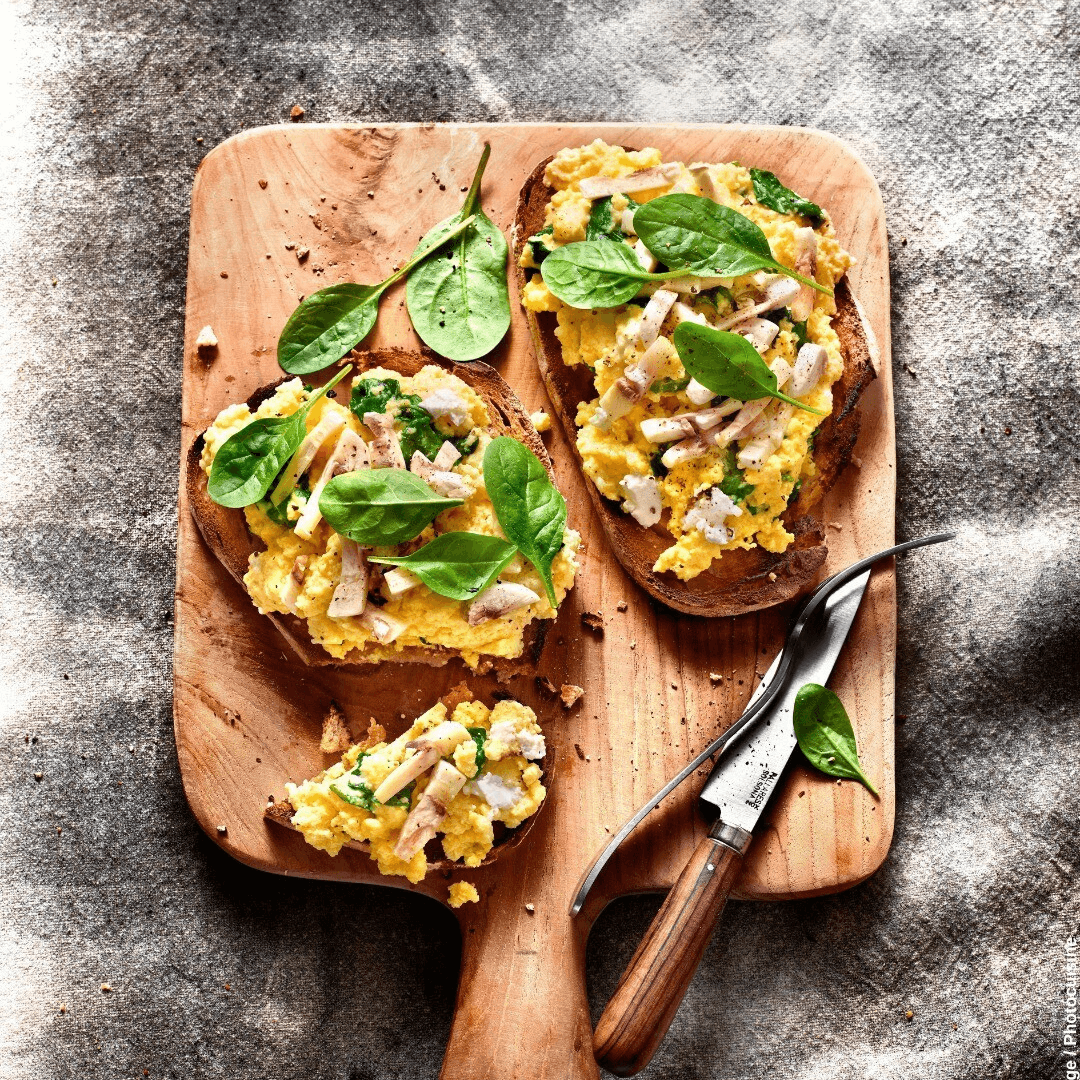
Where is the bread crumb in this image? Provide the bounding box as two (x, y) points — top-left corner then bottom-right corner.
(34, 771), (43, 781)
(59, 1005), (67, 1014)
(574, 744), (586, 761)
(630, 640), (636, 650)
(905, 1010), (914, 1021)
(580, 611), (604, 636)
(829, 521), (843, 531)
(296, 246), (310, 263)
(529, 409), (551, 432)
(100, 984), (112, 993)
(616, 600), (628, 612)
(850, 455), (862, 468)
(216, 825), (227, 836)
(709, 672), (722, 684)
(195, 324), (218, 352)
(524, 903), (535, 915)
(357, 718), (386, 751)
(768, 572), (777, 581)
(219, 270), (228, 278)
(536, 675), (557, 696)
(258, 179), (268, 189)
(320, 702), (351, 754)
(290, 104), (305, 119)
(560, 684), (585, 710)
(448, 882), (479, 908)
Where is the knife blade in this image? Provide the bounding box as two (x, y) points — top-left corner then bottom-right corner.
(699, 567), (871, 833)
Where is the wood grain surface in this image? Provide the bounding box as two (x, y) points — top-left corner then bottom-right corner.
(173, 123), (894, 1080)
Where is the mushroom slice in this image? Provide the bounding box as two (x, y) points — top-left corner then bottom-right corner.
(737, 404), (795, 470)
(661, 437), (710, 470)
(432, 441), (462, 471)
(394, 760), (469, 860)
(789, 343), (828, 398)
(363, 412), (406, 469)
(635, 289), (678, 348)
(467, 583), (541, 626)
(788, 228), (819, 323)
(640, 416), (697, 444)
(634, 239), (657, 272)
(269, 411), (346, 504)
(684, 487), (743, 546)
(738, 317), (781, 354)
(577, 163), (680, 200)
(715, 277), (801, 330)
(295, 428), (369, 541)
(359, 607), (407, 644)
(710, 358), (793, 448)
(619, 474), (662, 528)
(382, 567), (419, 597)
(685, 378), (716, 406)
(420, 388), (470, 427)
(327, 539), (369, 618)
(593, 337), (672, 429)
(372, 721), (472, 804)
(409, 450), (473, 499)
(688, 163), (722, 202)
(280, 555), (309, 614)
(669, 301), (708, 327)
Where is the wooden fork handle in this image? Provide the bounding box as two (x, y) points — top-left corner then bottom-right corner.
(593, 819), (751, 1077)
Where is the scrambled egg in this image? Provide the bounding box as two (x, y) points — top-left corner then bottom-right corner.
(520, 141), (854, 581)
(200, 366), (579, 667)
(285, 698), (546, 883)
(448, 881), (479, 908)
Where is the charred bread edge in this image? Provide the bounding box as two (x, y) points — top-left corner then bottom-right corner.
(187, 346), (559, 670)
(513, 154), (876, 617)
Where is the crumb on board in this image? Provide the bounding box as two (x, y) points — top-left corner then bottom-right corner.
(616, 600), (628, 612)
(524, 903), (535, 915)
(448, 882), (479, 909)
(768, 572), (777, 581)
(580, 611), (604, 636)
(709, 672), (723, 683)
(290, 104), (305, 119)
(574, 743), (586, 761)
(320, 702), (351, 753)
(529, 409), (551, 432)
(560, 684), (585, 710)
(258, 179), (268, 189)
(296, 247), (310, 263)
(100, 984), (112, 993)
(195, 325), (218, 353)
(536, 675), (557, 696)
(216, 825), (227, 836)
(440, 682), (475, 713)
(829, 521), (844, 531)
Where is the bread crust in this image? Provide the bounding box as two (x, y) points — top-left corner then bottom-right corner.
(187, 347), (556, 671)
(514, 155), (877, 617)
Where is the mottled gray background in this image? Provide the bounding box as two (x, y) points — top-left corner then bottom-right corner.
(2, 0), (1078, 1077)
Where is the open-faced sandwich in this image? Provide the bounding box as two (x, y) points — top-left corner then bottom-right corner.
(515, 141), (876, 616)
(265, 686), (549, 883)
(188, 348), (580, 671)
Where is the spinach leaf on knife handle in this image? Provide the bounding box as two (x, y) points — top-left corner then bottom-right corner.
(482, 437), (567, 607)
(406, 143), (511, 363)
(749, 168), (824, 224)
(370, 532), (518, 601)
(319, 469), (462, 546)
(672, 323), (825, 414)
(792, 684), (878, 796)
(633, 194), (829, 294)
(207, 365), (352, 508)
(277, 214), (476, 375)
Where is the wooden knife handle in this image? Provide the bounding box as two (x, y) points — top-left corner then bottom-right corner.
(593, 820), (751, 1077)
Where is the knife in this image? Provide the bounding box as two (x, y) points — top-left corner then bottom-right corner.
(592, 569), (872, 1077)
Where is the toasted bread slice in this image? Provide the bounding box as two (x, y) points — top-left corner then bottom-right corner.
(514, 156), (877, 617)
(187, 347), (558, 671)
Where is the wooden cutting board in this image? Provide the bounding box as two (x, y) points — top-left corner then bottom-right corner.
(174, 123), (894, 1080)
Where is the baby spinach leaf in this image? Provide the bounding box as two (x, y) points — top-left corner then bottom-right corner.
(349, 376), (464, 462)
(540, 239), (654, 309)
(672, 323), (824, 414)
(586, 197), (628, 242)
(466, 727), (488, 773)
(319, 468), (462, 546)
(370, 532), (518, 601)
(277, 215), (476, 375)
(331, 753), (413, 810)
(719, 461), (755, 504)
(650, 375), (691, 395)
(749, 168), (824, 224)
(633, 194), (829, 294)
(207, 366), (351, 508)
(526, 226), (555, 266)
(482, 437), (567, 607)
(406, 143), (511, 363)
(258, 478), (310, 528)
(793, 684), (878, 796)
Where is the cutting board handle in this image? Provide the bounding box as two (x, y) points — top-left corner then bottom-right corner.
(440, 874), (598, 1080)
(592, 821), (750, 1076)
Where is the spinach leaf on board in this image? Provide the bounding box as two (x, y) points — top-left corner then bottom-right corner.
(319, 468), (463, 546)
(749, 168), (825, 224)
(349, 376), (473, 462)
(672, 323), (824, 414)
(370, 531), (518, 601)
(792, 684), (878, 796)
(467, 727), (488, 773)
(632, 195), (829, 293)
(277, 215), (476, 375)
(405, 143), (511, 363)
(482, 437), (567, 607)
(207, 365), (352, 508)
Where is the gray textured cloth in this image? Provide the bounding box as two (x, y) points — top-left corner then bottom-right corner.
(2, 1), (1077, 1078)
